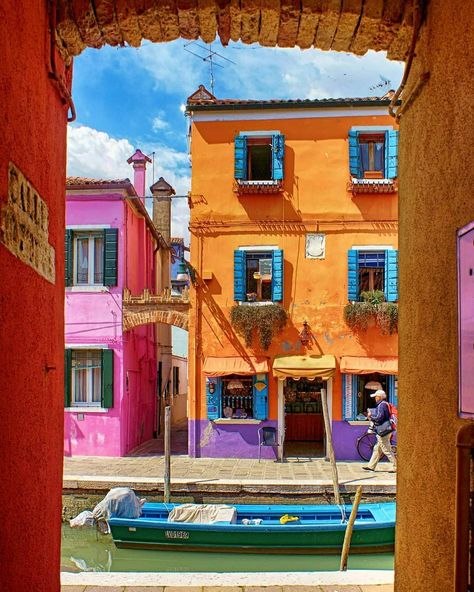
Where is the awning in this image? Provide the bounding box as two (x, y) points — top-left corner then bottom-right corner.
(340, 356), (398, 375)
(273, 355), (336, 381)
(203, 356), (269, 377)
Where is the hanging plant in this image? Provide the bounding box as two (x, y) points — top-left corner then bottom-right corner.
(344, 290), (398, 335)
(230, 304), (288, 350)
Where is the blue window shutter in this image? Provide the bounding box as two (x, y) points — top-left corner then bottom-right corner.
(206, 378), (221, 420)
(388, 375), (398, 407)
(101, 349), (114, 409)
(385, 130), (399, 179)
(253, 374), (268, 420)
(234, 135), (247, 180)
(272, 134), (285, 180)
(342, 374), (356, 420)
(234, 250), (246, 301)
(65, 230), (73, 287)
(271, 249), (284, 301)
(103, 228), (118, 286)
(64, 349), (72, 407)
(348, 131), (360, 177)
(384, 249), (398, 302)
(348, 249), (359, 301)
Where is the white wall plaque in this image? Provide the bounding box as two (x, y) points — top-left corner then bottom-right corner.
(306, 233), (326, 259)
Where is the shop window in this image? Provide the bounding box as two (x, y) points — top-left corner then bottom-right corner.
(347, 249), (398, 302)
(64, 349), (114, 408)
(234, 249), (284, 302)
(65, 228), (118, 287)
(343, 373), (397, 421)
(206, 374), (268, 421)
(348, 129), (398, 179)
(234, 133), (285, 182)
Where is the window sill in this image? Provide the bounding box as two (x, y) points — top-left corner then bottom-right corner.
(347, 420), (371, 426)
(65, 407), (109, 413)
(235, 180), (283, 194)
(213, 419), (262, 425)
(66, 286), (110, 293)
(238, 301), (275, 306)
(347, 178), (397, 195)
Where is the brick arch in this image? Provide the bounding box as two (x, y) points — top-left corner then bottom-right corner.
(123, 310), (189, 332)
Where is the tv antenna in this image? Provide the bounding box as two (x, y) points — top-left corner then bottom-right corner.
(183, 41), (236, 95)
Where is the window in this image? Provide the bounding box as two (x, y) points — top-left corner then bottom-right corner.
(74, 233), (104, 285)
(348, 130), (398, 180)
(65, 228), (118, 287)
(64, 349), (114, 408)
(358, 251), (385, 295)
(234, 133), (285, 182)
(172, 366), (180, 396)
(343, 374), (397, 421)
(348, 249), (398, 302)
(206, 374), (268, 421)
(234, 249), (284, 302)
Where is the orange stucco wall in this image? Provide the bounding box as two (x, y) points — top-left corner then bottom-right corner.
(188, 111), (398, 427)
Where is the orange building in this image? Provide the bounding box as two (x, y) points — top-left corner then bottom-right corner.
(186, 87), (399, 460)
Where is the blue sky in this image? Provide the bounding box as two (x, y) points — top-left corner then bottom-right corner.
(67, 39), (404, 239)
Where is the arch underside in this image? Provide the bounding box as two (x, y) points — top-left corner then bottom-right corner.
(55, 1), (413, 63)
(123, 309), (189, 331)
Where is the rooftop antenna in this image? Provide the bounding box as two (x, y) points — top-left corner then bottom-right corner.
(183, 41), (236, 95)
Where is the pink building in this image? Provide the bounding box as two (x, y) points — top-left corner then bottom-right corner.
(64, 150), (172, 456)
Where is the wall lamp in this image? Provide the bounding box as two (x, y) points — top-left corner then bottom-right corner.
(299, 321), (312, 346)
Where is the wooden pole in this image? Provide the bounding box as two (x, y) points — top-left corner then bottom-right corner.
(320, 387), (341, 506)
(339, 485), (363, 571)
(164, 405), (171, 503)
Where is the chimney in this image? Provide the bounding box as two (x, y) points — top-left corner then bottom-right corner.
(127, 149), (152, 203)
(150, 177), (175, 244)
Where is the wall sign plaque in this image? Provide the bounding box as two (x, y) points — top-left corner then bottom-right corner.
(458, 221), (474, 418)
(0, 162), (55, 283)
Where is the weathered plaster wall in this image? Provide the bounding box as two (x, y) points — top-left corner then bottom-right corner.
(0, 1), (68, 590)
(188, 113), (398, 458)
(395, 1), (474, 590)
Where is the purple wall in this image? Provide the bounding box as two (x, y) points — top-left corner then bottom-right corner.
(188, 419), (278, 459)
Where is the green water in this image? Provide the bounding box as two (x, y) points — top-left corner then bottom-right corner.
(61, 525), (394, 573)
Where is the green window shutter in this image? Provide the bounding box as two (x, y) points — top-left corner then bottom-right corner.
(272, 134), (285, 180)
(253, 374), (268, 420)
(64, 349), (72, 407)
(348, 131), (361, 177)
(206, 378), (221, 420)
(65, 230), (73, 287)
(234, 135), (248, 180)
(103, 228), (118, 286)
(101, 349), (114, 408)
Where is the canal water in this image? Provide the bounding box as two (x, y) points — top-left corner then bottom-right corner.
(61, 526), (394, 573)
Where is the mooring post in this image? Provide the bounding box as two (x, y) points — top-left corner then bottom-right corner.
(320, 387), (341, 506)
(164, 405), (171, 503)
(340, 485), (363, 571)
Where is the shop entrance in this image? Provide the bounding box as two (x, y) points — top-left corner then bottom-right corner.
(283, 378), (326, 458)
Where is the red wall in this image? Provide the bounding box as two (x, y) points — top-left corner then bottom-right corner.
(0, 1), (68, 590)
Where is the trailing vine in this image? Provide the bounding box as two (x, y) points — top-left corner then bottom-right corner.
(344, 290), (398, 335)
(230, 304), (288, 350)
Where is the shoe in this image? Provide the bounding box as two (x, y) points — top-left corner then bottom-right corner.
(362, 466), (375, 471)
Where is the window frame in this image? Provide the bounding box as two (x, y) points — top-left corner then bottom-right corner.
(71, 349), (103, 407)
(357, 250), (385, 297)
(358, 133), (386, 178)
(73, 231), (105, 286)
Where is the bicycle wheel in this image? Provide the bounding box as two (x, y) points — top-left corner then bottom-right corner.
(357, 432), (377, 462)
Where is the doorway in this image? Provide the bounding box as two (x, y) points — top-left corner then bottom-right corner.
(282, 378), (326, 459)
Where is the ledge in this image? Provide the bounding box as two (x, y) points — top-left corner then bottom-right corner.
(64, 407), (109, 414)
(347, 420), (371, 426)
(213, 419), (261, 425)
(235, 180), (283, 194)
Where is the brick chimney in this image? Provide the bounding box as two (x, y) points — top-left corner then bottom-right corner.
(150, 177), (175, 244)
(127, 149), (151, 202)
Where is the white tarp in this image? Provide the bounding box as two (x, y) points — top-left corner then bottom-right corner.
(168, 504), (237, 524)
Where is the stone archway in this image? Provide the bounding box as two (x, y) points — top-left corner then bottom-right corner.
(123, 308), (189, 331)
(122, 287), (190, 331)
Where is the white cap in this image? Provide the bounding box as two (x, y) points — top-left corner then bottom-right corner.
(370, 389), (387, 399)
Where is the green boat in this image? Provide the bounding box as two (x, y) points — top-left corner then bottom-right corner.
(108, 502), (395, 554)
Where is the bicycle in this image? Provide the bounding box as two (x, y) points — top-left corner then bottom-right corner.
(356, 431), (398, 462)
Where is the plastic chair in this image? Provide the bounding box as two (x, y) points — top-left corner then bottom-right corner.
(258, 427), (279, 463)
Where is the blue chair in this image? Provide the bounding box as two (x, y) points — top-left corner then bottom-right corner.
(258, 427), (279, 462)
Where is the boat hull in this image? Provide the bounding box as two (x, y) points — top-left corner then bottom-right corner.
(109, 502), (395, 554)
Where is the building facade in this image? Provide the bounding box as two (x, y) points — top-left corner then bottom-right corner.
(186, 88), (399, 460)
(64, 151), (172, 456)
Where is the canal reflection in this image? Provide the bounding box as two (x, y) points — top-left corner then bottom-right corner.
(61, 525), (394, 573)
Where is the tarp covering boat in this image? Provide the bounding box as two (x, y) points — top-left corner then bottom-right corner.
(168, 504), (237, 524)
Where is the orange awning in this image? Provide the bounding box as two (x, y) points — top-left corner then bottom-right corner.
(340, 356), (398, 375)
(203, 356), (269, 377)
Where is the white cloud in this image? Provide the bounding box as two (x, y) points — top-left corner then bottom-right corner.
(152, 111), (169, 131)
(67, 124), (191, 243)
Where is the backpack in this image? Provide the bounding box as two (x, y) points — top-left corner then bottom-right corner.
(387, 402), (398, 430)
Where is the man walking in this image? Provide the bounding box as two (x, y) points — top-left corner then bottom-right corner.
(362, 389), (397, 472)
